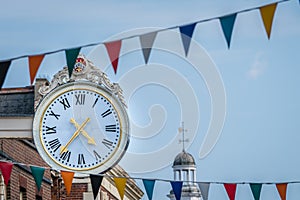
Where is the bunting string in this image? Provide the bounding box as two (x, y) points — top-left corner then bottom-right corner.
(0, 160), (298, 200)
(0, 0), (296, 89)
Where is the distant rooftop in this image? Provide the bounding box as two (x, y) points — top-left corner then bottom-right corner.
(0, 86), (34, 117)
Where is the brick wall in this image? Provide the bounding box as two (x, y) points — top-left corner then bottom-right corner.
(0, 139), (51, 200)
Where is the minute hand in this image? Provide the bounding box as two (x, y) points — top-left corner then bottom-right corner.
(70, 118), (96, 145)
(60, 118), (90, 154)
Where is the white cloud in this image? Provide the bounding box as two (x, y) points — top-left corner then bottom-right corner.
(247, 52), (268, 79)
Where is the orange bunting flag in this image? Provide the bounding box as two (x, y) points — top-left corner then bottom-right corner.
(61, 170), (75, 195)
(104, 40), (122, 74)
(28, 55), (45, 84)
(259, 3), (278, 39)
(113, 177), (127, 200)
(0, 161), (13, 185)
(276, 183), (287, 200)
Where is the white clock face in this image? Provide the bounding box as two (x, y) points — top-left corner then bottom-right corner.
(33, 82), (129, 174)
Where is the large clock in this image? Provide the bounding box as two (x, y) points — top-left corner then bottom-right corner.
(33, 80), (129, 174)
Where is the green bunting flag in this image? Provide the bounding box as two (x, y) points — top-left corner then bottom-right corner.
(90, 174), (104, 200)
(220, 13), (237, 48)
(65, 48), (81, 77)
(170, 181), (183, 200)
(0, 61), (11, 90)
(250, 183), (262, 200)
(142, 179), (156, 200)
(139, 32), (157, 64)
(30, 166), (45, 191)
(179, 23), (196, 56)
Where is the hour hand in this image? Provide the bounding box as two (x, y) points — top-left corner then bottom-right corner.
(70, 118), (96, 145)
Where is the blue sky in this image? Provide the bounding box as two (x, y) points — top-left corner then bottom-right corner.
(1, 0), (300, 199)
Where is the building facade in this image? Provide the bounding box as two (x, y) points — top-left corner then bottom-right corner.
(0, 86), (144, 200)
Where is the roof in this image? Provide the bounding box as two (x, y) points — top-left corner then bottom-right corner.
(0, 86), (34, 117)
(173, 150), (196, 166)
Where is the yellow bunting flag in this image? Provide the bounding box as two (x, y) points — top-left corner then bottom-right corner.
(113, 177), (127, 200)
(61, 171), (75, 195)
(28, 55), (45, 84)
(259, 3), (278, 39)
(276, 183), (287, 200)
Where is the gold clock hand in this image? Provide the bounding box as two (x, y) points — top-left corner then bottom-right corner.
(70, 118), (96, 145)
(60, 117), (90, 154)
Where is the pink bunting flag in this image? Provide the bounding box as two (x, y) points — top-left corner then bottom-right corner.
(104, 40), (122, 74)
(0, 161), (13, 185)
(224, 183), (237, 200)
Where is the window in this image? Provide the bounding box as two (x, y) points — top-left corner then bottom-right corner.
(20, 187), (26, 200)
(0, 174), (6, 200)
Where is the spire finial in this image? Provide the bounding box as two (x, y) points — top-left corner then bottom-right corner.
(178, 122), (189, 152)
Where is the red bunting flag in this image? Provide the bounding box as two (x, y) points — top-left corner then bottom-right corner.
(224, 183), (237, 200)
(104, 40), (122, 74)
(28, 55), (45, 84)
(259, 3), (278, 39)
(0, 161), (13, 185)
(61, 170), (74, 195)
(276, 183), (287, 200)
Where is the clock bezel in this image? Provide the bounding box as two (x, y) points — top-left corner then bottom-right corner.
(33, 81), (130, 174)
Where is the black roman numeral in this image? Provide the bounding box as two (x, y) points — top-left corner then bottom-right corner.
(102, 139), (113, 149)
(60, 150), (71, 162)
(92, 98), (99, 108)
(93, 150), (101, 161)
(75, 94), (85, 105)
(78, 154), (85, 165)
(45, 126), (56, 134)
(59, 98), (71, 110)
(105, 124), (117, 132)
(48, 138), (61, 152)
(101, 109), (112, 118)
(49, 110), (60, 120)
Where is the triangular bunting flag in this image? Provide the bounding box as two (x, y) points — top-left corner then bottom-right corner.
(104, 40), (122, 74)
(198, 182), (210, 200)
(259, 3), (278, 39)
(250, 183), (262, 200)
(90, 174), (104, 200)
(30, 166), (45, 191)
(0, 161), (13, 185)
(179, 23), (196, 56)
(170, 181), (183, 200)
(224, 183), (237, 200)
(113, 177), (127, 200)
(61, 170), (74, 195)
(28, 54), (45, 84)
(220, 13), (237, 48)
(65, 47), (81, 77)
(276, 183), (287, 200)
(142, 179), (156, 200)
(139, 32), (157, 64)
(0, 61), (11, 90)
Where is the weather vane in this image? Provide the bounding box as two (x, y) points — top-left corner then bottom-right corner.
(178, 122), (189, 152)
